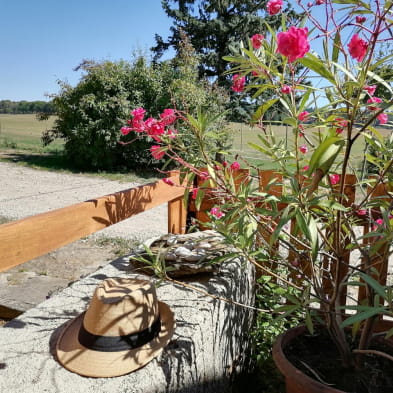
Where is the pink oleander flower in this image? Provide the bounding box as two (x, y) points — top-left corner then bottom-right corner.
(377, 112), (388, 125)
(230, 161), (241, 170)
(316, 0), (326, 4)
(131, 107), (146, 120)
(299, 145), (308, 154)
(356, 15), (366, 24)
(348, 34), (368, 62)
(329, 174), (340, 185)
(150, 145), (165, 160)
(364, 85), (377, 96)
(251, 33), (264, 49)
(163, 177), (175, 186)
(160, 108), (177, 126)
(281, 85), (292, 94)
(357, 209), (367, 216)
(166, 128), (178, 139)
(298, 111), (310, 121)
(367, 96), (382, 110)
(307, 1), (313, 6)
(303, 165), (310, 171)
(191, 188), (199, 200)
(267, 0), (283, 15)
(334, 118), (348, 134)
(231, 74), (246, 93)
(373, 218), (384, 231)
(120, 126), (132, 136)
(277, 26), (310, 63)
(210, 207), (225, 219)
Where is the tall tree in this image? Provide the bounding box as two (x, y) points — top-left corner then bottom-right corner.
(153, 0), (300, 86)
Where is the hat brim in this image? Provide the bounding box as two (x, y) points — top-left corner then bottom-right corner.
(55, 301), (175, 378)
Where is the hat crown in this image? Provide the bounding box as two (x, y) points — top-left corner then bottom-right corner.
(83, 278), (159, 336)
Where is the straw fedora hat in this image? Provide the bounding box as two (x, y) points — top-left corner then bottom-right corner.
(56, 277), (175, 377)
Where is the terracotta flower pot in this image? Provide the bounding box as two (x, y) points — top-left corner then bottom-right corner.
(272, 325), (345, 393)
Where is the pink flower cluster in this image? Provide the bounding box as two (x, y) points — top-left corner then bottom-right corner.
(121, 107), (178, 142)
(347, 34), (368, 62)
(232, 74), (246, 93)
(251, 34), (264, 49)
(267, 0), (283, 15)
(277, 26), (310, 63)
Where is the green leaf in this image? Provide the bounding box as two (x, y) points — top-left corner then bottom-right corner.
(341, 307), (386, 328)
(252, 98), (279, 122)
(331, 61), (358, 82)
(282, 117), (297, 127)
(308, 136), (345, 175)
(367, 70), (393, 95)
(299, 53), (336, 84)
(359, 272), (388, 300)
(332, 31), (341, 64)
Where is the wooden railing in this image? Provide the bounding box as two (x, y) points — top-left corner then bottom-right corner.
(1, 168), (391, 324)
(0, 172), (187, 273)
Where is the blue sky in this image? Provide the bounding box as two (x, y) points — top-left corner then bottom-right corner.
(0, 1), (173, 101)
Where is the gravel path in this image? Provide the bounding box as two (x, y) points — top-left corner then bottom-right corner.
(0, 161), (167, 242)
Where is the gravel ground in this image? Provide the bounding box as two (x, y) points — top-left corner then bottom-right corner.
(0, 161), (167, 241)
(0, 160), (168, 313)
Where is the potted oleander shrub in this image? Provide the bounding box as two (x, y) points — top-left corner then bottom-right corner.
(121, 1), (393, 391)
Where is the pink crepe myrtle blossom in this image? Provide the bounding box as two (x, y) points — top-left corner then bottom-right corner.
(299, 145), (308, 154)
(348, 34), (368, 62)
(162, 177), (175, 186)
(329, 174), (340, 185)
(267, 0), (283, 15)
(356, 15), (366, 24)
(277, 26), (310, 63)
(281, 85), (292, 94)
(298, 111), (310, 121)
(150, 145), (165, 160)
(251, 34), (264, 49)
(231, 74), (246, 93)
(364, 85), (377, 96)
(377, 112), (388, 125)
(230, 161), (241, 170)
(367, 96), (382, 110)
(210, 207), (225, 219)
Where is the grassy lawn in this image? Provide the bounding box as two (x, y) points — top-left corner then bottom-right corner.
(228, 121), (393, 171)
(0, 114), (62, 152)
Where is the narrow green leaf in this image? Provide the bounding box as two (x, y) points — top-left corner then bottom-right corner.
(332, 31), (341, 64)
(359, 272), (387, 300)
(367, 70), (393, 94)
(299, 53), (336, 84)
(341, 307), (386, 328)
(252, 98), (279, 122)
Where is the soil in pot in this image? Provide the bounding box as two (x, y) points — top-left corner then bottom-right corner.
(284, 327), (393, 393)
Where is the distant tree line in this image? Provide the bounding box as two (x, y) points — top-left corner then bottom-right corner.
(0, 100), (54, 114)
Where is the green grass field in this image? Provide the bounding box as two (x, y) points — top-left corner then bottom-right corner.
(228, 122), (393, 171)
(0, 114), (62, 152)
(0, 114), (391, 176)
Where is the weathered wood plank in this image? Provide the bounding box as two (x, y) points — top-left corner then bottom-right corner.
(0, 176), (184, 272)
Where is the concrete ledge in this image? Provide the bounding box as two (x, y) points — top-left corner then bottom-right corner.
(0, 235), (255, 393)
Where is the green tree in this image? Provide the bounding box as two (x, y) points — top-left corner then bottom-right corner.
(43, 58), (176, 170)
(153, 0), (299, 86)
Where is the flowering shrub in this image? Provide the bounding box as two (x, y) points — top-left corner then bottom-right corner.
(122, 0), (393, 383)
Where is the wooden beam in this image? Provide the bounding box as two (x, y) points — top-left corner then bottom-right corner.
(0, 176), (185, 272)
